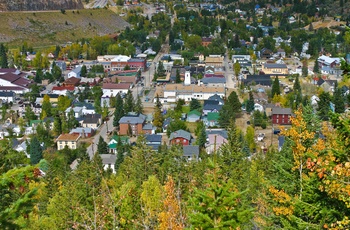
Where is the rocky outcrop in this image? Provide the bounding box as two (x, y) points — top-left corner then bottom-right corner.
(0, 0), (84, 11)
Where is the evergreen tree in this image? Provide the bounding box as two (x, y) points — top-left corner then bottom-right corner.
(124, 90), (134, 114)
(313, 57), (319, 73)
(0, 44), (8, 68)
(175, 68), (181, 83)
(81, 65), (87, 77)
(271, 76), (281, 98)
(333, 87), (345, 113)
(234, 61), (241, 79)
(195, 121), (207, 149)
(41, 94), (52, 119)
(97, 136), (108, 155)
(114, 137), (125, 172)
(317, 91), (331, 120)
(153, 95), (164, 131)
(293, 75), (303, 108)
(246, 91), (255, 113)
(219, 91), (241, 127)
(113, 93), (125, 127)
(30, 137), (43, 165)
(157, 61), (165, 77)
(134, 96), (144, 114)
(189, 98), (201, 111)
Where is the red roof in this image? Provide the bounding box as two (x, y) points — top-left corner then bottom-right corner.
(63, 77), (81, 85)
(52, 86), (75, 91)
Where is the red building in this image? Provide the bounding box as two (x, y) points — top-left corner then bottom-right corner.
(272, 107), (292, 125)
(169, 129), (192, 146)
(127, 58), (147, 71)
(201, 37), (213, 47)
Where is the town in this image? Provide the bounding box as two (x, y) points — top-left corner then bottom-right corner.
(0, 0), (350, 228)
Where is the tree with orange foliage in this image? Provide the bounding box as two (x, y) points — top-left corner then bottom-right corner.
(158, 176), (184, 230)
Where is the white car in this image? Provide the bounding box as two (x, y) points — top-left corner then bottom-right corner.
(257, 133), (265, 142)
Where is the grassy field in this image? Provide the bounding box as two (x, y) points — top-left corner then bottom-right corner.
(0, 8), (129, 48)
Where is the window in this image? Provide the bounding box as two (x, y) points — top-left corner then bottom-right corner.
(176, 139), (180, 143)
(60, 145), (63, 149)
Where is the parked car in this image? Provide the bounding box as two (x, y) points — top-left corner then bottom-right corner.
(257, 133), (265, 142)
(273, 129), (281, 135)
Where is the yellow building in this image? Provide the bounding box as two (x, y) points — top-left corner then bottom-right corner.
(56, 133), (81, 150)
(262, 63), (288, 75)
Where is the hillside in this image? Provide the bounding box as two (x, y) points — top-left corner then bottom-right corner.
(0, 0), (83, 11)
(0, 9), (129, 47)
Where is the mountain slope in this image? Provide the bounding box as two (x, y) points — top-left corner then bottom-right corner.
(0, 0), (83, 11)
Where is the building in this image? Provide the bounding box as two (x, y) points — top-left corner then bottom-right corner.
(102, 83), (130, 97)
(186, 110), (201, 122)
(100, 154), (117, 173)
(68, 66), (82, 78)
(272, 107), (292, 125)
(183, 145), (200, 160)
(69, 127), (94, 138)
(62, 77), (81, 87)
(127, 58), (147, 71)
(82, 114), (102, 129)
(51, 86), (75, 95)
(56, 133), (81, 150)
(119, 113), (146, 136)
(200, 77), (226, 87)
(0, 69), (32, 94)
(243, 75), (272, 86)
(318, 55), (342, 68)
(108, 135), (130, 154)
(205, 129), (228, 154)
(205, 55), (224, 67)
(110, 55), (132, 71)
(169, 129), (192, 146)
(145, 134), (162, 150)
(262, 63), (288, 75)
(201, 37), (213, 47)
(232, 55), (252, 68)
(0, 91), (15, 103)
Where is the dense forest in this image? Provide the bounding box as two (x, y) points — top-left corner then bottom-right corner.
(1, 105), (349, 229)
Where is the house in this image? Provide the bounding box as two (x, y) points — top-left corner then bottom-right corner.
(232, 55), (252, 68)
(204, 112), (220, 127)
(56, 133), (81, 150)
(203, 101), (222, 115)
(272, 107), (292, 125)
(183, 145), (200, 160)
(205, 55), (224, 67)
(52, 86), (75, 95)
(69, 127), (94, 138)
(317, 79), (337, 93)
(65, 106), (83, 118)
(68, 66), (82, 78)
(100, 154), (117, 173)
(200, 77), (226, 87)
(0, 68), (32, 94)
(318, 55), (342, 68)
(169, 129), (192, 146)
(51, 61), (67, 72)
(201, 37), (213, 47)
(262, 63), (288, 75)
(207, 94), (224, 104)
(102, 83), (130, 97)
(62, 77), (81, 87)
(243, 75), (272, 86)
(108, 135), (130, 154)
(162, 117), (172, 133)
(276, 49), (286, 58)
(260, 48), (273, 59)
(187, 110), (201, 122)
(82, 114), (102, 129)
(145, 134), (162, 150)
(205, 129), (228, 154)
(109, 55), (131, 71)
(254, 103), (264, 112)
(119, 113), (146, 136)
(0, 91), (15, 103)
(143, 123), (156, 134)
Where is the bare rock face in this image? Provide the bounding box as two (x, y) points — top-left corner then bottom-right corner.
(0, 0), (84, 11)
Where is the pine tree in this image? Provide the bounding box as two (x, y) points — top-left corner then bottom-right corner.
(124, 90), (134, 114)
(41, 95), (52, 119)
(134, 96), (144, 114)
(313, 58), (319, 73)
(81, 65), (87, 77)
(30, 137), (43, 165)
(97, 136), (108, 155)
(333, 87), (345, 113)
(113, 93), (124, 127)
(189, 98), (201, 111)
(219, 91), (241, 127)
(271, 76), (281, 98)
(293, 75), (303, 108)
(195, 121), (207, 149)
(317, 91), (331, 120)
(0, 44), (8, 68)
(175, 68), (181, 83)
(246, 91), (255, 113)
(153, 95), (164, 130)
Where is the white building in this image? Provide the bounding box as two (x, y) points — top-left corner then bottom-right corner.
(68, 66), (82, 78)
(102, 83), (130, 97)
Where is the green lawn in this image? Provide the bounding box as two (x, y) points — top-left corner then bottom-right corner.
(182, 106), (190, 114)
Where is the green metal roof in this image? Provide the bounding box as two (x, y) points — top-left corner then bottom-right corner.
(207, 112), (220, 121)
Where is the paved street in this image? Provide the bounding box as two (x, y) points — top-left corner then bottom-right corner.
(87, 114), (114, 159)
(224, 52), (236, 89)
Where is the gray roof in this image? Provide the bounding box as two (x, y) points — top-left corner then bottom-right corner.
(169, 129), (191, 141)
(143, 123), (155, 130)
(206, 129), (228, 139)
(119, 114), (146, 124)
(145, 134), (162, 143)
(201, 77), (226, 84)
(207, 94), (224, 103)
(183, 145), (200, 157)
(83, 114), (101, 124)
(70, 127), (93, 134)
(203, 103), (222, 111)
(264, 63), (287, 69)
(272, 107), (292, 115)
(71, 66), (82, 74)
(100, 154), (117, 165)
(0, 91), (15, 97)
